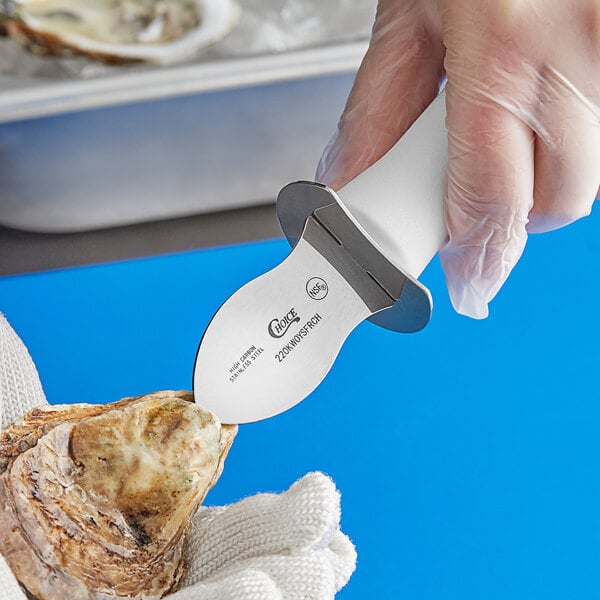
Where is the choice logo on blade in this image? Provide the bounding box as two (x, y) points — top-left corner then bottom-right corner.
(268, 308), (301, 338)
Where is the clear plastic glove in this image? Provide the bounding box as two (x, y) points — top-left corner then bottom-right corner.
(0, 313), (356, 600)
(317, 0), (600, 318)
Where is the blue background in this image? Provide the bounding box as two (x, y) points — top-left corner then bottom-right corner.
(1, 207), (598, 599)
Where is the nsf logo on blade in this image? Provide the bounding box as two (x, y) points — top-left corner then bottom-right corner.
(306, 277), (328, 300)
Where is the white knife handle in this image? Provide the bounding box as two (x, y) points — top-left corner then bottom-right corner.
(335, 92), (448, 279)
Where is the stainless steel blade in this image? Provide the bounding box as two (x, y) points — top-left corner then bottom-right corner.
(193, 187), (435, 425)
(193, 236), (376, 424)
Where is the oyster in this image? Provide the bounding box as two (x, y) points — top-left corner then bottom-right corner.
(0, 390), (237, 600)
(0, 0), (240, 64)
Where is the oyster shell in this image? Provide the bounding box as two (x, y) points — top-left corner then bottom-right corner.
(0, 0), (240, 64)
(0, 390), (237, 600)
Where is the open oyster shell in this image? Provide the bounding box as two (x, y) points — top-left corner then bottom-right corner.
(0, 390), (237, 600)
(0, 0), (240, 64)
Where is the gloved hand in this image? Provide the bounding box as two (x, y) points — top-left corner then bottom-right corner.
(0, 313), (356, 600)
(317, 0), (599, 318)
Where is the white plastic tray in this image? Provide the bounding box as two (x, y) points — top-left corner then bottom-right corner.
(0, 42), (367, 232)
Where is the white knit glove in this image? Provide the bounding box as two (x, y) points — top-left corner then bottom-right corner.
(0, 313), (356, 600)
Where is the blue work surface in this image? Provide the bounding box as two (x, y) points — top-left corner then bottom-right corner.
(1, 210), (599, 600)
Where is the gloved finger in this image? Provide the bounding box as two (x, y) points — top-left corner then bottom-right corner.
(324, 530), (357, 592)
(316, 0), (444, 189)
(184, 472), (342, 584)
(528, 70), (600, 233)
(198, 553), (337, 600)
(169, 568), (281, 600)
(0, 313), (47, 430)
(190, 508), (357, 591)
(439, 79), (535, 319)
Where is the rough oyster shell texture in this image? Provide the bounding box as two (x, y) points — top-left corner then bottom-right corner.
(0, 0), (240, 64)
(0, 390), (237, 600)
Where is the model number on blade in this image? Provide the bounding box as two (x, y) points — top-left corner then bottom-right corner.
(275, 313), (322, 363)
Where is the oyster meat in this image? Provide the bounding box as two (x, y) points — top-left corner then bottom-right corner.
(0, 390), (237, 600)
(0, 0), (240, 64)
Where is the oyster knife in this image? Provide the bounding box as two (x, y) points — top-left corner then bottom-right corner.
(194, 92), (448, 424)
